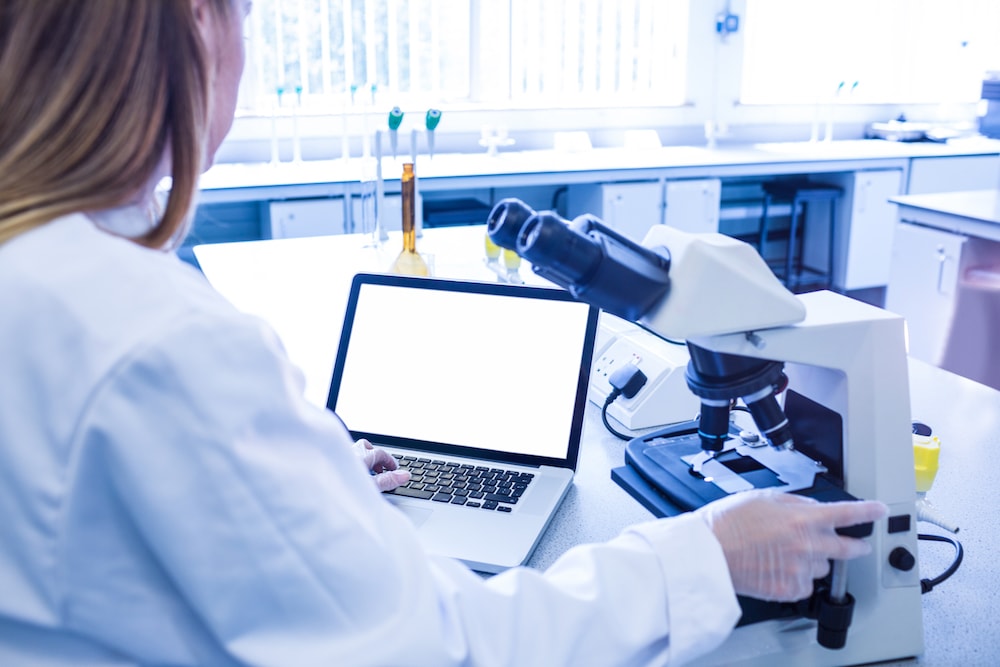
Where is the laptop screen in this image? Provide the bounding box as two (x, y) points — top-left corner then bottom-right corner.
(327, 274), (599, 467)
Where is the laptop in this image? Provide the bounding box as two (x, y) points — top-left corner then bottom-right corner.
(327, 273), (599, 573)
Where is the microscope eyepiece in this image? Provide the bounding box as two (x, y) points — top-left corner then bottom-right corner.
(485, 198), (672, 322)
(486, 198), (533, 250)
(516, 213), (605, 287)
(518, 215), (542, 248)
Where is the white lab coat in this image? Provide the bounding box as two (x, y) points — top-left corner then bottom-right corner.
(0, 213), (741, 666)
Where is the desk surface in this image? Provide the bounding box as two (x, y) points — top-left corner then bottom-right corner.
(195, 227), (999, 666)
(891, 189), (1000, 225)
(890, 189), (1000, 244)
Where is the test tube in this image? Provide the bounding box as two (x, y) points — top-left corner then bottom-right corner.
(374, 129), (388, 242)
(401, 163), (416, 252)
(292, 85), (303, 162)
(410, 129), (422, 237)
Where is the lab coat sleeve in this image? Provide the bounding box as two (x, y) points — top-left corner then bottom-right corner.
(69, 310), (739, 666)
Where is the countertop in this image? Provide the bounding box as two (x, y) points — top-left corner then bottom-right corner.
(199, 136), (1000, 196)
(890, 189), (1000, 243)
(891, 189), (1000, 226)
(195, 226), (999, 665)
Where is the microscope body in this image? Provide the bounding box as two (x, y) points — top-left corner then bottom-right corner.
(629, 224), (923, 665)
(677, 291), (924, 666)
(486, 200), (924, 664)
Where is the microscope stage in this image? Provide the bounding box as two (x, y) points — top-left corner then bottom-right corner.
(613, 390), (853, 516)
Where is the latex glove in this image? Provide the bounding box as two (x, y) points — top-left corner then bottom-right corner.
(354, 439), (411, 492)
(696, 489), (888, 602)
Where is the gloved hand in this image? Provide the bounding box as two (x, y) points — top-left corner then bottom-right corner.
(353, 439), (411, 492)
(696, 489), (888, 602)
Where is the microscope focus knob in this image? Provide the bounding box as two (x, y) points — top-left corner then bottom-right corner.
(889, 546), (916, 571)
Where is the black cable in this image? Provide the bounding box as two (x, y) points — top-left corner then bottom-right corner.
(551, 186), (569, 214)
(634, 321), (685, 346)
(601, 390), (633, 441)
(600, 365), (648, 441)
(918, 533), (964, 594)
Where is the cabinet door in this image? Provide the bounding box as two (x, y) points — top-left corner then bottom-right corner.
(269, 198), (347, 238)
(837, 169), (904, 290)
(664, 178), (721, 234)
(885, 222), (966, 365)
(567, 182), (663, 242)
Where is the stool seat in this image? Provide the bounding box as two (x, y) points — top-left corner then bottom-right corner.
(758, 179), (843, 291)
(763, 180), (842, 200)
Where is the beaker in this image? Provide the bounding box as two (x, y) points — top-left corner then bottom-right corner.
(357, 156), (381, 248)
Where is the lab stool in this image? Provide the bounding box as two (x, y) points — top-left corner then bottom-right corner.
(757, 180), (843, 291)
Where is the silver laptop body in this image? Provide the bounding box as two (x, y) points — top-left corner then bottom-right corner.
(327, 273), (599, 573)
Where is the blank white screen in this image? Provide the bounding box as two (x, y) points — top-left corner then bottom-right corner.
(334, 283), (591, 459)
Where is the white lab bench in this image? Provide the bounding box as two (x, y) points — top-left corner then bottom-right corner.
(192, 137), (1000, 295)
(886, 190), (1000, 386)
(195, 226), (998, 666)
(199, 139), (1000, 201)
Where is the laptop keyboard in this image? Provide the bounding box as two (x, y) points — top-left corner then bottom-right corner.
(387, 455), (535, 512)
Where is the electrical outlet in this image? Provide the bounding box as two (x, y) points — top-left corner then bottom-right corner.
(589, 323), (700, 429)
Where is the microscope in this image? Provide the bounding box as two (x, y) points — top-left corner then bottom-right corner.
(487, 200), (923, 666)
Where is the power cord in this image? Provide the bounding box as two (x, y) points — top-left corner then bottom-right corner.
(918, 532), (964, 594)
(601, 365), (648, 441)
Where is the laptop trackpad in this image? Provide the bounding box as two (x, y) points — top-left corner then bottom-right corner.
(395, 503), (434, 528)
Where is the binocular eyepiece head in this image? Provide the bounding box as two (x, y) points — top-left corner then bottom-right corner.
(487, 198), (795, 454)
(485, 198), (672, 322)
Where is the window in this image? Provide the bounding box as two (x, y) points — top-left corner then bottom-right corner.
(498, 0), (688, 107)
(740, 0), (1000, 105)
(227, 0), (996, 159)
(241, 0), (471, 112)
(239, 0), (690, 115)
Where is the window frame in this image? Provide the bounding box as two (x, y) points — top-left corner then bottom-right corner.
(217, 0), (984, 164)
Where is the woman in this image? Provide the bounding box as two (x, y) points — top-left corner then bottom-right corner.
(0, 1), (886, 665)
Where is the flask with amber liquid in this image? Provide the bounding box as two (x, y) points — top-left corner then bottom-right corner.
(390, 162), (430, 276)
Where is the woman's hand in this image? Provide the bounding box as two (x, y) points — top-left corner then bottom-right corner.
(696, 489), (888, 601)
(354, 439), (411, 492)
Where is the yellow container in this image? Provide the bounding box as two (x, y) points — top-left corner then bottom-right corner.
(913, 432), (941, 494)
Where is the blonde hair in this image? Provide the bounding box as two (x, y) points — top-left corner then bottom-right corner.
(0, 0), (232, 248)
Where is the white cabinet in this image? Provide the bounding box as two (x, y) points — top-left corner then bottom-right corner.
(885, 222), (967, 365)
(886, 191), (1000, 385)
(664, 179), (721, 234)
(270, 194), (407, 239)
(823, 169), (904, 290)
(566, 179), (721, 243)
(269, 198), (347, 238)
(567, 181), (663, 242)
(886, 212), (1000, 375)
